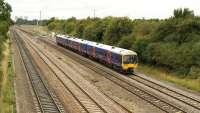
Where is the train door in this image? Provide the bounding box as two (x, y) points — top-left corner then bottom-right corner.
(92, 47), (96, 58)
(107, 52), (112, 64)
(78, 43), (81, 52)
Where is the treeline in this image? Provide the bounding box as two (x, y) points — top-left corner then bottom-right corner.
(0, 0), (12, 61)
(47, 8), (200, 78)
(15, 18), (49, 26)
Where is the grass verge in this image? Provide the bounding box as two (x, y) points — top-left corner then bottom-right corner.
(137, 64), (200, 93)
(0, 40), (16, 113)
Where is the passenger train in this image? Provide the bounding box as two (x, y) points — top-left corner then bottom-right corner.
(56, 35), (138, 73)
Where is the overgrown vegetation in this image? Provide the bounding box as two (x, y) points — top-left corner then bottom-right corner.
(0, 0), (15, 112)
(0, 42), (16, 113)
(138, 64), (200, 92)
(46, 8), (200, 80)
(0, 0), (12, 83)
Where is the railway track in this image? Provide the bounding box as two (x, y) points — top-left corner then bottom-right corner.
(12, 28), (65, 113)
(16, 28), (131, 113)
(130, 74), (200, 110)
(35, 37), (186, 113)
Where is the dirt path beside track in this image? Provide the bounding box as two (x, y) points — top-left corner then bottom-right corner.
(0, 40), (9, 102)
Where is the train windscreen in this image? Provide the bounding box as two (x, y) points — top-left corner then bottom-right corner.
(123, 55), (138, 64)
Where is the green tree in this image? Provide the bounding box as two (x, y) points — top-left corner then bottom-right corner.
(74, 20), (87, 37)
(118, 33), (135, 49)
(0, 0), (12, 37)
(47, 17), (56, 25)
(152, 18), (200, 45)
(83, 20), (105, 42)
(0, 0), (12, 21)
(0, 21), (9, 35)
(63, 17), (76, 34)
(104, 17), (133, 45)
(173, 8), (194, 18)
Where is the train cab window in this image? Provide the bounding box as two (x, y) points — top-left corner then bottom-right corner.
(123, 55), (138, 64)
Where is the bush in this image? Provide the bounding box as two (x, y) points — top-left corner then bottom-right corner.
(173, 8), (194, 19)
(118, 33), (135, 49)
(103, 17), (133, 45)
(0, 21), (9, 35)
(63, 21), (76, 34)
(133, 20), (158, 38)
(48, 22), (56, 31)
(192, 42), (200, 67)
(83, 20), (105, 42)
(132, 37), (151, 62)
(188, 67), (200, 79)
(152, 18), (200, 44)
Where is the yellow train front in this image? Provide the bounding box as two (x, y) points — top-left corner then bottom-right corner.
(110, 48), (138, 73)
(121, 52), (138, 73)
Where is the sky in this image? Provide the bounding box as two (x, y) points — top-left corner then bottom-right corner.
(5, 0), (200, 20)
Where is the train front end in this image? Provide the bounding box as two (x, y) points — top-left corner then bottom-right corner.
(121, 52), (138, 73)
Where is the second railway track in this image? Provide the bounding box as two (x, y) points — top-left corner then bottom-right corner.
(12, 28), (65, 113)
(131, 73), (200, 111)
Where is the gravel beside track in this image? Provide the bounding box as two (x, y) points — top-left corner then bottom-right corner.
(12, 28), (65, 113)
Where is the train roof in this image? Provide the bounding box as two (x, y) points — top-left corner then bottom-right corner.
(57, 34), (66, 38)
(97, 43), (137, 55)
(56, 35), (137, 55)
(71, 37), (86, 44)
(84, 39), (137, 55)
